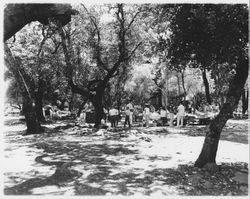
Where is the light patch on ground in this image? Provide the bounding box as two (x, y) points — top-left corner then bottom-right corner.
(3, 119), (248, 196)
(31, 185), (75, 195)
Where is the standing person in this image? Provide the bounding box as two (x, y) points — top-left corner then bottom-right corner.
(177, 101), (185, 127)
(124, 107), (131, 128)
(103, 107), (108, 123)
(126, 102), (133, 110)
(160, 107), (167, 126)
(44, 105), (52, 121)
(78, 110), (86, 126)
(168, 105), (175, 127)
(114, 106), (119, 127)
(109, 106), (117, 128)
(126, 102), (133, 125)
(143, 104), (150, 127)
(133, 106), (138, 122)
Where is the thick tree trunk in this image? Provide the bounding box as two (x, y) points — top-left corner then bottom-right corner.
(194, 58), (249, 168)
(158, 88), (162, 109)
(92, 96), (104, 129)
(4, 4), (76, 41)
(201, 68), (212, 105)
(34, 93), (45, 122)
(22, 99), (43, 135)
(34, 80), (45, 122)
(5, 44), (42, 135)
(242, 89), (248, 114)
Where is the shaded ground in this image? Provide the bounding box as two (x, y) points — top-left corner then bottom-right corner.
(3, 116), (249, 196)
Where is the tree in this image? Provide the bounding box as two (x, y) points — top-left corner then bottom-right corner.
(4, 3), (77, 134)
(166, 4), (248, 168)
(5, 44), (43, 134)
(56, 4), (142, 128)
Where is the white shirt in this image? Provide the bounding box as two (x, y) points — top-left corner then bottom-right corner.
(125, 109), (131, 116)
(126, 103), (133, 110)
(177, 104), (185, 116)
(109, 109), (116, 116)
(144, 107), (150, 115)
(160, 109), (166, 117)
(114, 109), (119, 115)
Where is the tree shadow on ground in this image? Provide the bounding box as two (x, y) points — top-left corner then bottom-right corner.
(4, 165), (82, 195)
(4, 141), (140, 195)
(4, 120), (248, 196)
(162, 124), (248, 144)
(4, 118), (25, 126)
(74, 163), (248, 196)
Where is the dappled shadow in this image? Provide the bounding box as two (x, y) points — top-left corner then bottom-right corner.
(72, 162), (248, 196)
(34, 141), (138, 167)
(4, 117), (25, 126)
(4, 166), (82, 195)
(75, 182), (108, 195)
(4, 118), (248, 196)
(168, 122), (248, 144)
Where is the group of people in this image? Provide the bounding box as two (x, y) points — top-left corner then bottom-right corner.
(109, 103), (134, 128)
(143, 102), (185, 128)
(106, 101), (186, 129)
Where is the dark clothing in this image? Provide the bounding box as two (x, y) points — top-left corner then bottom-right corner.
(45, 108), (51, 116)
(110, 115), (116, 128)
(124, 115), (131, 128)
(161, 117), (167, 125)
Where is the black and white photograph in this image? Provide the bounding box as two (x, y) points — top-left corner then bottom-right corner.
(2, 1), (249, 197)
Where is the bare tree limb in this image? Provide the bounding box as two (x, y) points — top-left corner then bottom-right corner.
(125, 41), (142, 60)
(81, 4), (109, 72)
(126, 9), (142, 32)
(52, 42), (62, 54)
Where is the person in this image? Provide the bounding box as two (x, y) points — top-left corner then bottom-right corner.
(44, 105), (52, 120)
(103, 108), (108, 123)
(143, 104), (151, 127)
(78, 111), (86, 126)
(124, 106), (131, 128)
(126, 102), (134, 125)
(133, 106), (139, 122)
(177, 101), (185, 127)
(109, 106), (117, 128)
(160, 107), (167, 126)
(114, 106), (119, 127)
(168, 105), (174, 127)
(126, 102), (133, 110)
(77, 103), (88, 125)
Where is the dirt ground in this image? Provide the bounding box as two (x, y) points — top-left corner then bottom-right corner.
(3, 116), (249, 196)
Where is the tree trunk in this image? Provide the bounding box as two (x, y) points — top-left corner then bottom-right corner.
(181, 70), (186, 99)
(194, 58), (249, 168)
(34, 80), (45, 122)
(242, 88), (248, 114)
(92, 96), (104, 129)
(176, 74), (181, 95)
(34, 93), (45, 122)
(158, 88), (162, 109)
(22, 98), (43, 135)
(201, 68), (212, 105)
(5, 44), (42, 135)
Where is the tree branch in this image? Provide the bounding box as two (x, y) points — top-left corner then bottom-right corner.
(126, 9), (142, 32)
(81, 4), (109, 72)
(52, 42), (62, 54)
(125, 41), (142, 60)
(68, 79), (94, 100)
